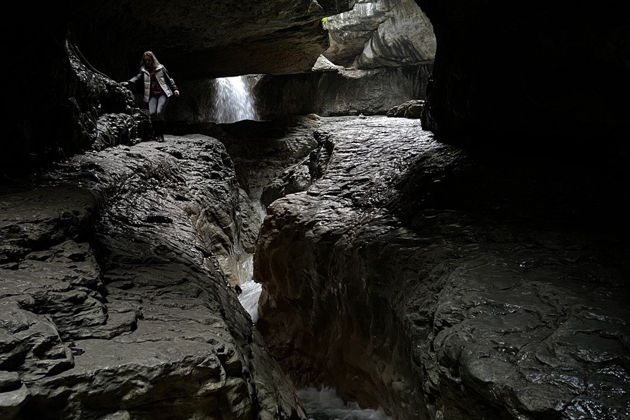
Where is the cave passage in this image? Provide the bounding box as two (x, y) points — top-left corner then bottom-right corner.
(3, 0), (629, 419)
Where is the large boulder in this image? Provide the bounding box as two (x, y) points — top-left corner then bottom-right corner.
(324, 0), (436, 68)
(387, 99), (425, 118)
(0, 135), (303, 419)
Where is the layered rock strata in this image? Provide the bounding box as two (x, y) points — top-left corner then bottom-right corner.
(67, 0), (355, 80)
(251, 0), (435, 120)
(325, 0), (436, 68)
(0, 136), (303, 419)
(255, 116), (630, 419)
(254, 63), (432, 118)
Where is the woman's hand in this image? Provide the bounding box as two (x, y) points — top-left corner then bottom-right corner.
(174, 90), (180, 97)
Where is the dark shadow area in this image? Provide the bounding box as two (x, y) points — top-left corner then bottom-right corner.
(418, 0), (630, 144)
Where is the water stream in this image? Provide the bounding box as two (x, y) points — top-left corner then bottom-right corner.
(212, 76), (258, 123)
(232, 201), (390, 419)
(299, 388), (391, 420)
(235, 254), (262, 323)
(215, 72), (386, 417)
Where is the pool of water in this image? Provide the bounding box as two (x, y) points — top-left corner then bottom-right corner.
(298, 388), (391, 420)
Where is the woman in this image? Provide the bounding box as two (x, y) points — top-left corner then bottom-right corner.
(121, 51), (180, 141)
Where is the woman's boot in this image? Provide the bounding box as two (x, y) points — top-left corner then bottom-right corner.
(150, 115), (158, 141)
(155, 120), (164, 142)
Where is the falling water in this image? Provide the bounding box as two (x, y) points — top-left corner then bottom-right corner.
(236, 201), (266, 323)
(299, 388), (392, 420)
(212, 76), (258, 123)
(233, 204), (386, 419)
(236, 254), (262, 323)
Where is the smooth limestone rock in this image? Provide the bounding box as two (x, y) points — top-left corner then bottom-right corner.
(353, 0), (435, 69)
(168, 0), (436, 129)
(0, 136), (303, 419)
(324, 0), (435, 68)
(248, 0), (435, 121)
(255, 116), (630, 420)
(312, 55), (345, 72)
(324, 0), (400, 67)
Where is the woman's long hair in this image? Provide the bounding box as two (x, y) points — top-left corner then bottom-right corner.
(141, 51), (160, 71)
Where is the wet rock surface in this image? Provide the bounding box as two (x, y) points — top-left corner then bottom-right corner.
(255, 116), (630, 419)
(0, 136), (303, 419)
(169, 118), (322, 204)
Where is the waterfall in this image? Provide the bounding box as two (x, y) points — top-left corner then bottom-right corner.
(212, 76), (258, 123)
(236, 254), (262, 323)
(298, 388), (391, 420)
(236, 201), (267, 323)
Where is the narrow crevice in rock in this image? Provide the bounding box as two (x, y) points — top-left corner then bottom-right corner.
(254, 116), (630, 420)
(5, 1), (630, 418)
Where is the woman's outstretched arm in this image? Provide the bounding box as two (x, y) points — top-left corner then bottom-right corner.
(121, 72), (142, 86)
(163, 68), (180, 96)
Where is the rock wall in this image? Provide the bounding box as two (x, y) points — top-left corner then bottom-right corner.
(417, 0), (630, 143)
(354, 0), (435, 68)
(244, 0), (436, 120)
(6, 0), (354, 174)
(324, 0), (436, 68)
(166, 0), (437, 125)
(0, 135), (303, 419)
(254, 63), (432, 118)
(5, 32), (149, 174)
(255, 117), (630, 419)
(68, 0), (355, 80)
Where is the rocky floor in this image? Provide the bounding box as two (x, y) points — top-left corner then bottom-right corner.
(2, 116), (629, 420)
(0, 136), (303, 419)
(255, 116), (630, 419)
